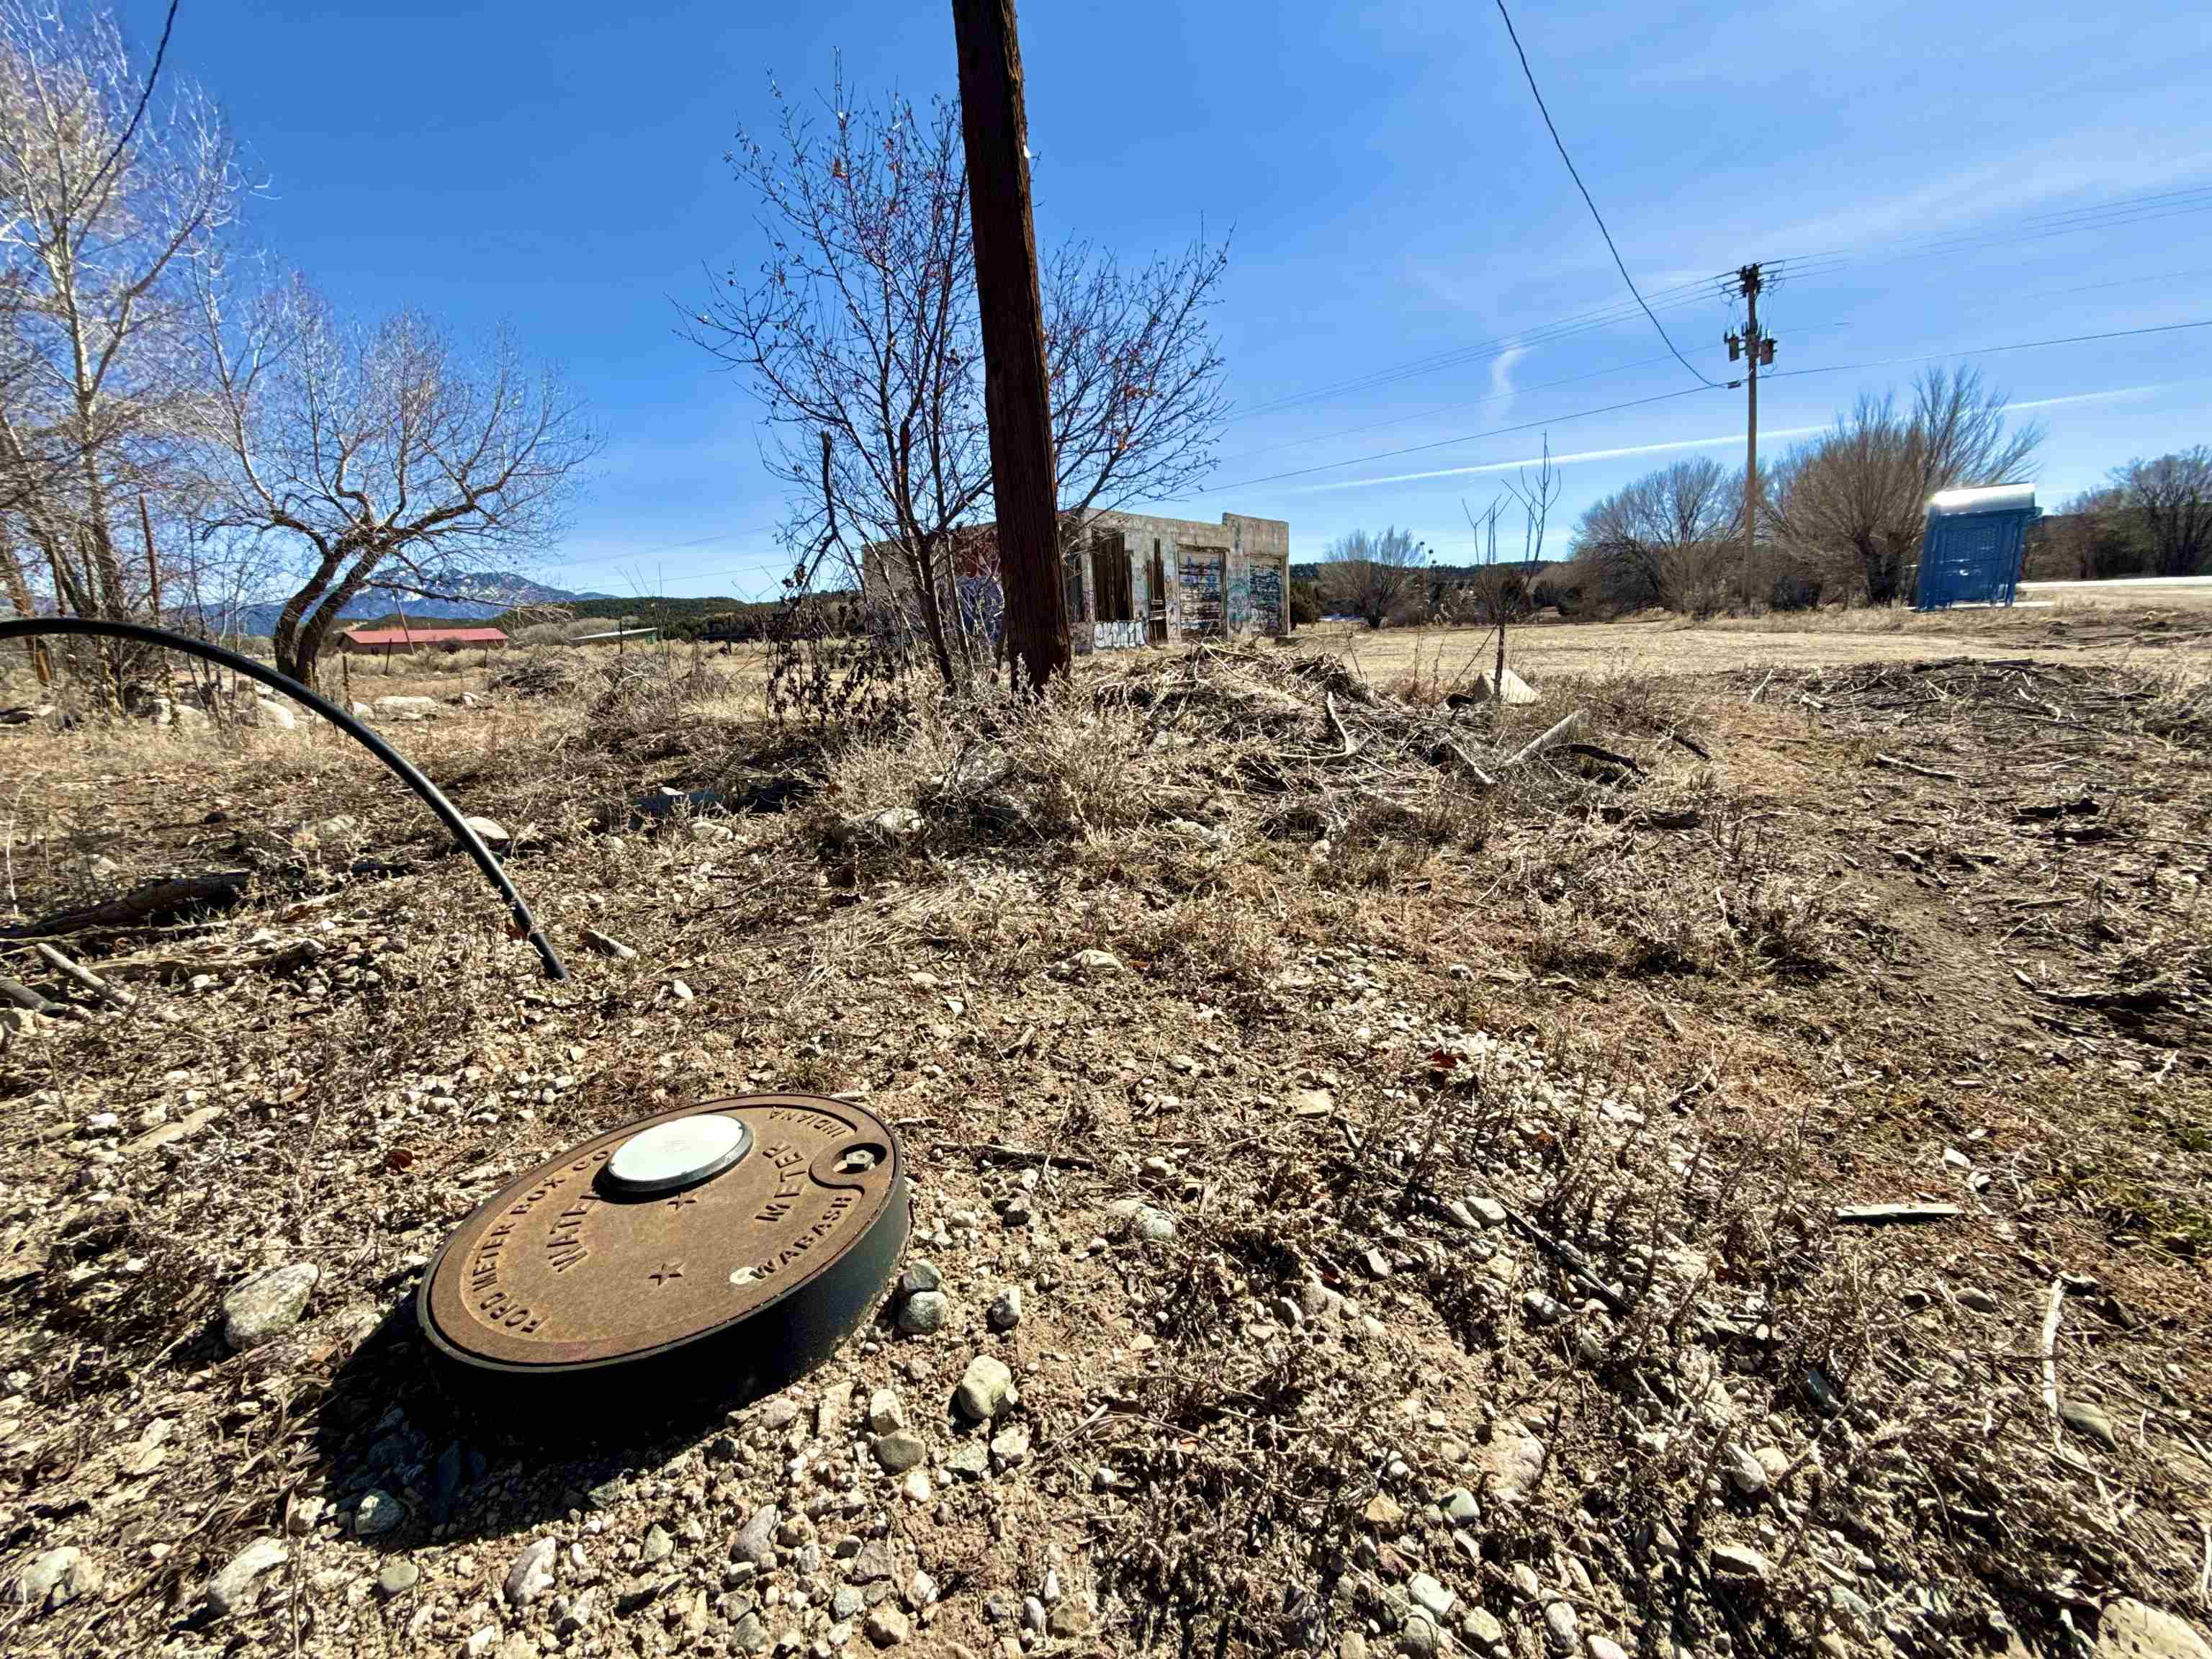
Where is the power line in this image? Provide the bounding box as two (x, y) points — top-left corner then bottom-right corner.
(1212, 354), (1680, 467)
(1196, 386), (1719, 496)
(1755, 184), (2212, 288)
(1228, 275), (1722, 423)
(1189, 315), (2212, 499)
(1489, 0), (1721, 390)
(81, 0), (179, 207)
(1221, 315), (1856, 469)
(1767, 182), (2212, 271)
(2015, 265), (2212, 303)
(1227, 180), (2207, 442)
(1763, 318), (2212, 387)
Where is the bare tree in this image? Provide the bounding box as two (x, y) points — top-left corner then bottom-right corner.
(1318, 526), (1426, 629)
(1568, 456), (1739, 614)
(2034, 485), (2148, 580)
(1457, 438), (1558, 693)
(693, 77), (986, 688)
(0, 0), (245, 637)
(689, 68), (1228, 690)
(197, 276), (596, 687)
(2108, 447), (2212, 577)
(1044, 233), (1229, 542)
(1768, 366), (2041, 603)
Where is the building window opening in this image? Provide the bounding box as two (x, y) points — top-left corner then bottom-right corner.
(1092, 531), (1134, 624)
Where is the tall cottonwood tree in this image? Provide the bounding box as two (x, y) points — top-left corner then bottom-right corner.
(198, 276), (595, 686)
(1568, 457), (1740, 613)
(2110, 447), (2212, 577)
(0, 0), (245, 645)
(690, 71), (1227, 689)
(1768, 367), (2040, 603)
(1318, 526), (1426, 629)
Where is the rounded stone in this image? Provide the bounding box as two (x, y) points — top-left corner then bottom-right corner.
(873, 1431), (928, 1473)
(897, 1290), (949, 1336)
(603, 1113), (752, 1195)
(352, 1488), (404, 1537)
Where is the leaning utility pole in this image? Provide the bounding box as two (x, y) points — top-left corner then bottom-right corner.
(950, 0), (1070, 691)
(1726, 264), (1776, 608)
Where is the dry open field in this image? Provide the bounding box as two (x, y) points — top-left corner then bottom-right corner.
(0, 610), (2208, 1659)
(1298, 585), (2212, 691)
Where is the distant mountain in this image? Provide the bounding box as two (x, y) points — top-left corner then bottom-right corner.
(204, 574), (613, 639)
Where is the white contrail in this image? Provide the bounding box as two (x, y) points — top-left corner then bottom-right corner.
(2008, 383), (2171, 412)
(1287, 428), (1824, 493)
(1287, 381), (2183, 495)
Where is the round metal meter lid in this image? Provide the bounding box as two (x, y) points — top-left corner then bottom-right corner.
(418, 1094), (906, 1380)
(603, 1112), (752, 1195)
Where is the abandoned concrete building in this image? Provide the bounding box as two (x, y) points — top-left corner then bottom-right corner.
(862, 509), (1292, 654)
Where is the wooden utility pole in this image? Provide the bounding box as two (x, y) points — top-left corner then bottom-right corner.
(1727, 264), (1776, 608)
(949, 0), (1069, 690)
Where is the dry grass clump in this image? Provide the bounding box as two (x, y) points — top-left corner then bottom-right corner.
(487, 647), (596, 699)
(803, 645), (1668, 862)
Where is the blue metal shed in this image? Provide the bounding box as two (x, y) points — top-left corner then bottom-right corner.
(1912, 483), (2038, 609)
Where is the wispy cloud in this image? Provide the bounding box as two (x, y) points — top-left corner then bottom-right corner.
(1488, 344), (1529, 404)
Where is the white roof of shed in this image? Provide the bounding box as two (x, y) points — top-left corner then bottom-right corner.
(1927, 483), (2036, 516)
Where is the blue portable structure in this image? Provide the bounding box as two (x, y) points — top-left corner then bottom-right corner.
(1912, 483), (2038, 609)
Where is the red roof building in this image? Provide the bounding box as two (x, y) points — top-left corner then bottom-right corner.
(337, 626), (508, 652)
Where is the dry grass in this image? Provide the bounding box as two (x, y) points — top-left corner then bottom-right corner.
(1295, 590), (2212, 692)
(0, 629), (2206, 1658)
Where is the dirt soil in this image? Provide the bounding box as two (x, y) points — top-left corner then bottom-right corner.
(0, 635), (2207, 1659)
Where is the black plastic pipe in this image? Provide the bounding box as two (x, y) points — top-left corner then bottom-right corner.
(0, 616), (567, 980)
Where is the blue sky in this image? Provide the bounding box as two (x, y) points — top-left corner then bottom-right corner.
(132, 1), (2211, 595)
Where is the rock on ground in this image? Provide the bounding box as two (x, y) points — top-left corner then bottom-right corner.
(732, 1505), (779, 1568)
(1408, 1572), (1454, 1619)
(873, 1431), (928, 1473)
(869, 1388), (905, 1433)
(205, 1537), (287, 1617)
(865, 1604), (911, 1646)
(504, 1537), (557, 1606)
(352, 1488), (403, 1536)
(1710, 1545), (1771, 1585)
(2095, 1600), (2212, 1659)
(896, 1289), (948, 1334)
(1476, 1421), (1547, 1503)
(955, 1355), (1015, 1421)
(1542, 1601), (1579, 1654)
(221, 1262), (318, 1351)
(9, 1546), (99, 1613)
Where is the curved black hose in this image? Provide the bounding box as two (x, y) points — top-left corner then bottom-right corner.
(0, 617), (567, 981)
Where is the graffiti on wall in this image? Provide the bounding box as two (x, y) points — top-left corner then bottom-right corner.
(1179, 550), (1225, 636)
(1247, 563), (1285, 635)
(958, 574), (1005, 650)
